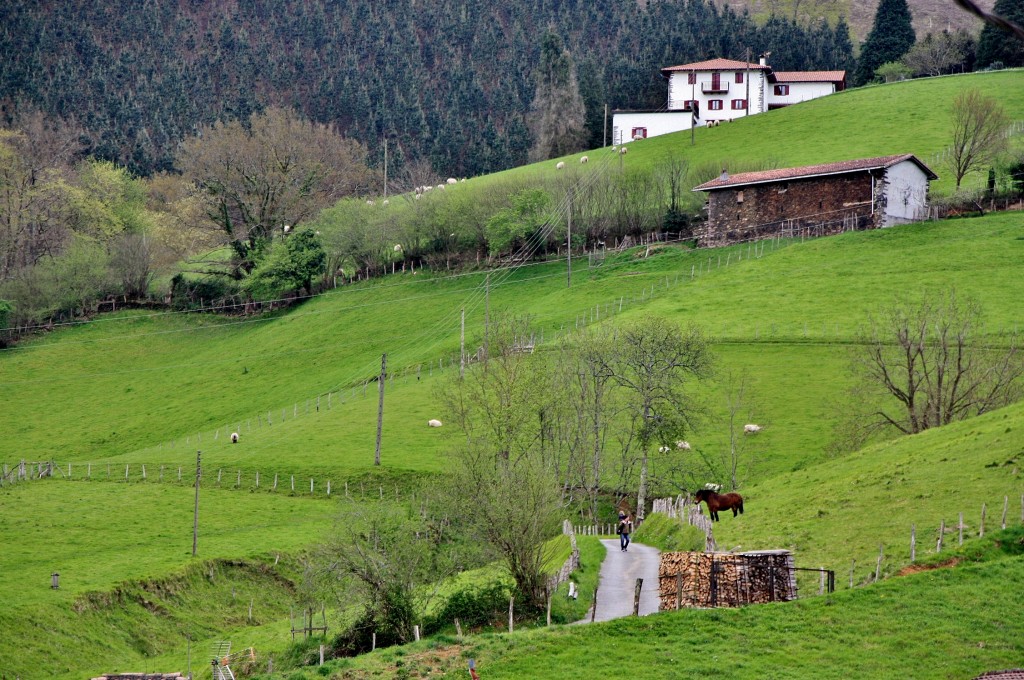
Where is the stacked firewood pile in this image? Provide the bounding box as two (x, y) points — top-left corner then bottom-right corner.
(658, 550), (797, 609)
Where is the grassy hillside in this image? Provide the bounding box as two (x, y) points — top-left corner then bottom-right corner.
(496, 70), (1023, 195)
(1, 70), (1023, 678)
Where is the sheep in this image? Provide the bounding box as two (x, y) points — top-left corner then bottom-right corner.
(437, 184), (445, 190)
(393, 244), (403, 252)
(447, 177), (458, 185)
(282, 225), (291, 234)
(619, 146), (628, 155)
(382, 199), (389, 206)
(424, 185), (433, 192)
(611, 145), (618, 151)
(428, 419), (443, 428)
(556, 161), (565, 170)
(415, 193), (422, 200)
(744, 423), (762, 434)
(460, 178), (466, 182)
(676, 440), (691, 450)
(580, 155), (589, 164)
(658, 445), (671, 453)
(366, 199), (375, 206)
(230, 432), (239, 443)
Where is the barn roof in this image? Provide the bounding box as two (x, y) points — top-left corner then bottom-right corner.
(692, 154), (938, 192)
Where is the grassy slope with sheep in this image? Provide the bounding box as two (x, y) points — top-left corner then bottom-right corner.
(1, 69), (1024, 676)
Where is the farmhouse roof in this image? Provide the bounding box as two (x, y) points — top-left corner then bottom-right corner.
(662, 58), (770, 73)
(692, 154), (938, 192)
(772, 70), (846, 83)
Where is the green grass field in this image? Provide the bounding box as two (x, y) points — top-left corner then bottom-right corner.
(1, 71), (1024, 679)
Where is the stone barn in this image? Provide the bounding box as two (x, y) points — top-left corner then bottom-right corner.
(659, 549), (799, 609)
(692, 154), (937, 248)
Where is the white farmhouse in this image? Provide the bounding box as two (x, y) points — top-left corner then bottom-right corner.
(612, 56), (846, 144)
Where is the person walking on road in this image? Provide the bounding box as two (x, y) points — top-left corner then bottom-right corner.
(618, 513), (633, 552)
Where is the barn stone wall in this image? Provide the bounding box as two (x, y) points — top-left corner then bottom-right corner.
(696, 172), (883, 247)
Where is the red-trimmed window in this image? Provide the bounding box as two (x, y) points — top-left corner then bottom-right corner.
(708, 99), (723, 111)
(774, 84), (790, 96)
(731, 99), (747, 110)
(688, 72), (696, 84)
(683, 99), (697, 111)
(735, 71), (744, 84)
(631, 127), (647, 140)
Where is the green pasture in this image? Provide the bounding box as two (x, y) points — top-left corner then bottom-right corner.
(477, 70), (1024, 195)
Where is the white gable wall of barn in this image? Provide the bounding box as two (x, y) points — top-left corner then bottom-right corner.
(880, 160), (931, 226)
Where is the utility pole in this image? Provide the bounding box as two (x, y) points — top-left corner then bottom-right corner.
(484, 274), (490, 368)
(567, 190), (573, 288)
(691, 69), (696, 146)
(460, 307), (465, 379)
(603, 103), (608, 147)
(192, 450), (201, 557)
(374, 353), (387, 466)
(383, 138), (388, 199)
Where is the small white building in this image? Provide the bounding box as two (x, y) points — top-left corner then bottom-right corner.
(612, 57), (846, 144)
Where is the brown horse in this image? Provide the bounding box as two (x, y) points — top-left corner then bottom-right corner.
(694, 489), (744, 521)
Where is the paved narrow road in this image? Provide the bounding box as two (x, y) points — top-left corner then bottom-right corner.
(584, 538), (661, 622)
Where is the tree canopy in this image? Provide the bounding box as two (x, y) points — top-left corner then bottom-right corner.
(854, 0), (916, 86)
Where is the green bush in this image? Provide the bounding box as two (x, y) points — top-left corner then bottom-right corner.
(425, 582), (511, 633)
(633, 513), (706, 552)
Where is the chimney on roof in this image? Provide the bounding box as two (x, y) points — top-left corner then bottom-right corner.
(759, 51), (771, 67)
(720, 168), (729, 181)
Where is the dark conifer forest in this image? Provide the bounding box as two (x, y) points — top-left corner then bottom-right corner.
(0, 0), (853, 178)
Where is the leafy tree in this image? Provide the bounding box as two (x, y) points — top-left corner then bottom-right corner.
(976, 0), (1024, 68)
(244, 229), (327, 300)
(528, 32), (587, 162)
(484, 189), (552, 257)
(875, 61), (913, 83)
(854, 0), (916, 86)
(177, 107), (374, 278)
(948, 88), (1009, 190)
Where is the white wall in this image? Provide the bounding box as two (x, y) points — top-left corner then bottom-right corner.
(611, 111), (694, 144)
(667, 70), (773, 123)
(882, 160), (930, 225)
(767, 81), (836, 107)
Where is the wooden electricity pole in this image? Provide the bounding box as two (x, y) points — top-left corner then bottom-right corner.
(567, 191), (573, 288)
(383, 138), (388, 199)
(484, 274), (490, 367)
(460, 307), (466, 379)
(374, 353), (387, 466)
(192, 450), (201, 556)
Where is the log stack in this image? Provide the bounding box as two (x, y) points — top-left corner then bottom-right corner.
(658, 550), (797, 610)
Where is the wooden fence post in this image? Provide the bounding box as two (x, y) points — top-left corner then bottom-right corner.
(910, 524), (916, 562)
(508, 596), (514, 633)
(1001, 496), (1008, 530)
(633, 578), (643, 616)
(455, 618), (463, 640)
(874, 544), (883, 582)
(936, 520), (945, 552)
(849, 559), (856, 588)
(591, 583), (599, 623)
(958, 512), (964, 546)
(980, 503), (986, 537)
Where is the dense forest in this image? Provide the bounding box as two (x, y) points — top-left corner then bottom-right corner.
(0, 0), (854, 179)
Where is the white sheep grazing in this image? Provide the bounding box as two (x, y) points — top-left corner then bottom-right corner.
(676, 440), (691, 450)
(415, 193), (422, 200)
(619, 146), (628, 155)
(744, 423), (762, 434)
(393, 244), (403, 252)
(580, 155), (589, 164)
(437, 184), (445, 190)
(428, 419), (443, 428)
(230, 432), (239, 443)
(366, 199), (375, 206)
(460, 178), (466, 182)
(447, 177), (457, 185)
(556, 161), (565, 170)
(282, 225), (291, 234)
(382, 199), (389, 206)
(424, 185), (433, 192)
(658, 445), (671, 453)
(611, 145), (618, 151)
